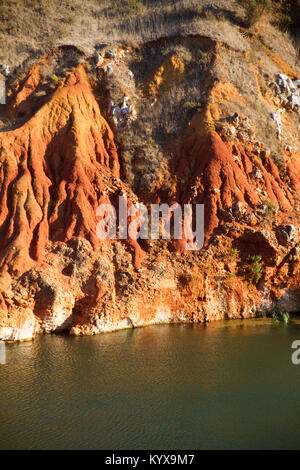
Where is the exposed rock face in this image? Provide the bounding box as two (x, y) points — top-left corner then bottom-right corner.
(1, 64), (119, 272)
(0, 39), (300, 341)
(275, 225), (298, 247)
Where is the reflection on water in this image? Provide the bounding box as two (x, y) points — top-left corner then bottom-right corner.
(1, 319), (300, 449)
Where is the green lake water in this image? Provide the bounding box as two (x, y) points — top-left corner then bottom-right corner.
(1, 318), (300, 449)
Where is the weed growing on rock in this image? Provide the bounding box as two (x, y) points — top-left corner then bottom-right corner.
(184, 101), (202, 109)
(262, 198), (277, 221)
(272, 309), (290, 324)
(51, 74), (59, 84)
(231, 248), (240, 261)
(245, 254), (263, 285)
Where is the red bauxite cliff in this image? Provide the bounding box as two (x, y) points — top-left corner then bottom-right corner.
(0, 65), (119, 271)
(0, 39), (300, 341)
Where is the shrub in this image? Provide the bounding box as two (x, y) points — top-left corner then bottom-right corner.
(184, 101), (201, 109)
(127, 0), (143, 9)
(246, 254), (263, 285)
(51, 74), (59, 84)
(278, 13), (293, 31)
(262, 198), (276, 220)
(237, 0), (272, 25)
(126, 0), (144, 14)
(272, 309), (290, 324)
(231, 248), (240, 261)
(147, 137), (155, 146)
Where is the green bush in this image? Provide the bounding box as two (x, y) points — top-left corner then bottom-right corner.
(237, 0), (272, 25)
(272, 309), (290, 324)
(246, 254), (263, 285)
(262, 198), (276, 220)
(51, 74), (59, 84)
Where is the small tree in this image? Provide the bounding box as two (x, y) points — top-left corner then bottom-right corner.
(238, 0), (272, 25)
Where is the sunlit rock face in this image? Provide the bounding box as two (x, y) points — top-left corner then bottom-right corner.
(0, 40), (300, 341)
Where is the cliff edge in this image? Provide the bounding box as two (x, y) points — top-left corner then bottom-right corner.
(0, 1), (300, 340)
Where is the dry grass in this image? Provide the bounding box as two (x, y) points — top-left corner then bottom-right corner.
(212, 37), (299, 162)
(0, 0), (298, 74)
(108, 35), (217, 197)
(252, 18), (299, 69)
(0, 0), (249, 72)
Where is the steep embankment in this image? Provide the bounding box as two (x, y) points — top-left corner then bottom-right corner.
(0, 66), (119, 272)
(0, 32), (300, 340)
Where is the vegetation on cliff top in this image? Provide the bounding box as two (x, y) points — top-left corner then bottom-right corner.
(0, 1), (299, 69)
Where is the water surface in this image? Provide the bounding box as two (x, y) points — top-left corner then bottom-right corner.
(1, 319), (300, 449)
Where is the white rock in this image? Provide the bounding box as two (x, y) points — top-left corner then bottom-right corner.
(2, 64), (9, 77)
(40, 289), (75, 333)
(271, 109), (283, 138)
(288, 92), (300, 108)
(112, 105), (121, 117)
(294, 79), (300, 88)
(122, 96), (129, 108)
(287, 78), (296, 92)
(269, 82), (281, 95)
(0, 318), (37, 341)
(94, 52), (103, 64)
(105, 64), (113, 75)
(276, 73), (289, 90)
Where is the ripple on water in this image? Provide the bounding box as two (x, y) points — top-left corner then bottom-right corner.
(1, 321), (300, 449)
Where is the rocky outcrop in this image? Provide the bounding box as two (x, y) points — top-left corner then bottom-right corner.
(0, 37), (300, 341)
(275, 225), (298, 247)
